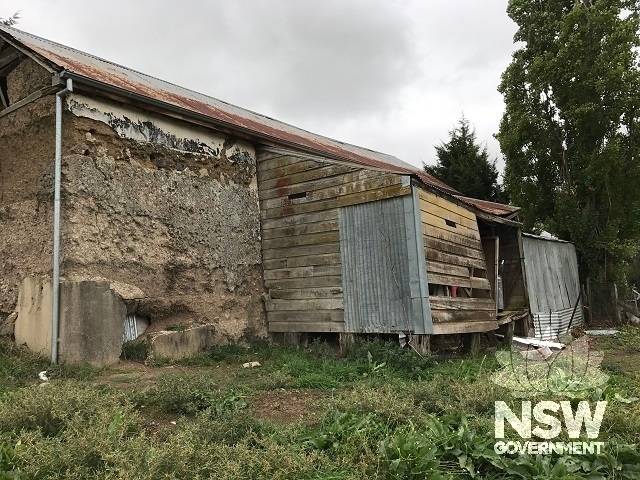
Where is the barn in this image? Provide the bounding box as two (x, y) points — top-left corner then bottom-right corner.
(0, 25), (534, 363)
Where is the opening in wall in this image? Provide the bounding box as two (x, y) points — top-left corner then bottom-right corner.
(288, 191), (307, 200)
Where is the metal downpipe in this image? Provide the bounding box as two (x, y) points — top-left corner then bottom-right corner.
(51, 77), (73, 364)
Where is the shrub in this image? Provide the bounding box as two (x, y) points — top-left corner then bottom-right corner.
(121, 340), (150, 361)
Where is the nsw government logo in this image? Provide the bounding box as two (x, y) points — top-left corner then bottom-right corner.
(490, 335), (609, 455)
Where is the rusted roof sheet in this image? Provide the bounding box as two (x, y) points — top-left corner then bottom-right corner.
(454, 195), (520, 216)
(0, 26), (458, 192)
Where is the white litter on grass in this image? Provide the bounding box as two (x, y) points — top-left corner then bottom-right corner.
(38, 371), (49, 382)
(242, 361), (261, 368)
(512, 336), (565, 350)
(585, 329), (619, 336)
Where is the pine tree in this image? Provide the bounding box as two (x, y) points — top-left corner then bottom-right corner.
(424, 117), (506, 202)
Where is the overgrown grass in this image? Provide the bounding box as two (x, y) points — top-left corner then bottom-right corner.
(0, 338), (99, 394)
(1, 331), (639, 478)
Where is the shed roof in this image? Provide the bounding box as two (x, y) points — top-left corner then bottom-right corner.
(0, 27), (455, 186)
(0, 26), (519, 217)
(454, 195), (520, 217)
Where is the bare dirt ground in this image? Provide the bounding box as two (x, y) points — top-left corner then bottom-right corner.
(97, 360), (328, 425)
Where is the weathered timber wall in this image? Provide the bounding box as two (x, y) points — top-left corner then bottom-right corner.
(257, 151), (411, 333)
(60, 93), (265, 341)
(417, 188), (497, 334)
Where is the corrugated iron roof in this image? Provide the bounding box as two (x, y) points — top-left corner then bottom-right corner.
(0, 26), (459, 193)
(454, 195), (520, 217)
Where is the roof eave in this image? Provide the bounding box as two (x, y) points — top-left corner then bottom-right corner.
(60, 70), (410, 172)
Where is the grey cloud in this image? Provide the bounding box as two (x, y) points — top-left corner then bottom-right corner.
(11, 0), (517, 171)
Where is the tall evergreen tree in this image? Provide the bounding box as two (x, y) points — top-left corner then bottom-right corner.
(425, 117), (506, 202)
(497, 0), (640, 282)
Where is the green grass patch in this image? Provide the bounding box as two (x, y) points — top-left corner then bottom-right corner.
(0, 338), (99, 393)
(0, 330), (639, 478)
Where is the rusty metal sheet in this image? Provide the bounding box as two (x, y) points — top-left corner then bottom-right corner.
(454, 195), (520, 216)
(0, 25), (458, 193)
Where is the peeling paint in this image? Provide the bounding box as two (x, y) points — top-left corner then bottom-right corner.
(67, 94), (255, 164)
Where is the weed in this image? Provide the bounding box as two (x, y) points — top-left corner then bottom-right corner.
(193, 391), (249, 416)
(592, 326), (640, 352)
(0, 339), (99, 393)
(138, 372), (220, 415)
(298, 410), (384, 451)
(165, 324), (186, 332)
(121, 340), (150, 361)
(0, 433), (24, 478)
(363, 351), (387, 379)
(294, 372), (340, 389)
(345, 338), (436, 380)
(0, 329), (639, 479)
(205, 343), (251, 362)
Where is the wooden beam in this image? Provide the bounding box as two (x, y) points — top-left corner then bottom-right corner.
(261, 209), (338, 230)
(263, 253), (341, 270)
(264, 275), (342, 289)
(427, 273), (491, 290)
(425, 237), (485, 260)
(431, 320), (497, 335)
(268, 287), (343, 300)
(339, 333), (356, 353)
(265, 298), (344, 312)
(268, 320), (345, 333)
(431, 310), (497, 323)
(465, 332), (482, 355)
(429, 297), (495, 311)
(0, 85), (57, 118)
(262, 242), (340, 260)
(260, 163), (356, 191)
(264, 264), (342, 281)
(426, 250), (486, 270)
(262, 231), (340, 249)
(0, 51), (19, 70)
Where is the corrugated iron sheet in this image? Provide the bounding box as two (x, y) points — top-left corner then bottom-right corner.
(0, 26), (458, 193)
(523, 235), (581, 314)
(339, 197), (413, 333)
(534, 308), (583, 341)
(523, 234), (583, 339)
(454, 195), (520, 217)
(122, 314), (138, 343)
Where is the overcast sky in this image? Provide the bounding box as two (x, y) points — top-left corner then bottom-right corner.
(3, 0), (518, 174)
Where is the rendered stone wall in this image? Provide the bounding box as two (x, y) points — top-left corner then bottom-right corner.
(61, 94), (266, 343)
(1, 59), (266, 358)
(0, 96), (57, 327)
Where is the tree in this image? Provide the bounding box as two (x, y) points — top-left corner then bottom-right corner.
(424, 116), (507, 202)
(0, 12), (19, 27)
(497, 0), (640, 282)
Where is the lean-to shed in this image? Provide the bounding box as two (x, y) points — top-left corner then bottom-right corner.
(258, 149), (524, 341)
(522, 233), (583, 340)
